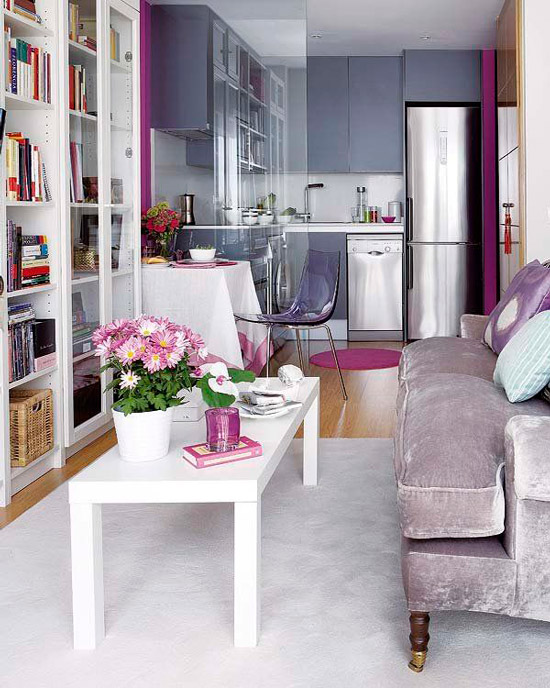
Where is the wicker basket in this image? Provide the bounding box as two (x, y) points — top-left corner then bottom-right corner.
(10, 389), (54, 467)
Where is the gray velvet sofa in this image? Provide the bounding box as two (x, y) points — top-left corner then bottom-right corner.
(395, 314), (550, 672)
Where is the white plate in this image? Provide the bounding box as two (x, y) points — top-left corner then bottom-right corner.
(236, 402), (296, 420)
(141, 262), (170, 269)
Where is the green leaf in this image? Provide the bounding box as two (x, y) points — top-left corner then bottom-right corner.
(229, 369), (256, 383)
(199, 384), (235, 408)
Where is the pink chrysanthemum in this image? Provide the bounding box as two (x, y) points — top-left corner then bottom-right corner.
(116, 336), (144, 366)
(150, 329), (177, 350)
(164, 349), (182, 368)
(143, 349), (165, 373)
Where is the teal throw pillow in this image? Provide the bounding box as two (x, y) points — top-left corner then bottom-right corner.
(494, 311), (550, 403)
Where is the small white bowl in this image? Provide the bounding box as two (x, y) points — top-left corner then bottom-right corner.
(242, 213), (258, 226)
(258, 213), (274, 226)
(189, 247), (216, 262)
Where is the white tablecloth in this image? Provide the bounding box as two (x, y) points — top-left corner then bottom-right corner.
(141, 261), (267, 373)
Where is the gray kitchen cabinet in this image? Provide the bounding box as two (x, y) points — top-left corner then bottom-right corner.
(212, 19), (226, 72)
(404, 50), (481, 102)
(151, 5), (213, 134)
(307, 57), (350, 172)
(308, 233), (347, 319)
(227, 32), (240, 82)
(349, 57), (403, 172)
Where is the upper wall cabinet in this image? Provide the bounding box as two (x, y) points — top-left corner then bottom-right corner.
(307, 57), (350, 172)
(349, 57), (403, 173)
(151, 5), (213, 134)
(307, 56), (403, 173)
(151, 6), (241, 136)
(404, 50), (481, 102)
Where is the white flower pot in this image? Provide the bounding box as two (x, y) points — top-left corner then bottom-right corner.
(113, 407), (175, 462)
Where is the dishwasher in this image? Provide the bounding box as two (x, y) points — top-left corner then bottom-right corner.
(347, 234), (403, 341)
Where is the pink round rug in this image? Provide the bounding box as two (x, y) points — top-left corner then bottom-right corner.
(309, 348), (402, 371)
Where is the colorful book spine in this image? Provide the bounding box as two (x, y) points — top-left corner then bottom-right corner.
(6, 132), (49, 202)
(4, 30), (51, 103)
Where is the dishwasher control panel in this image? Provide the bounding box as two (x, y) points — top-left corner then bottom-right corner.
(348, 236), (403, 254)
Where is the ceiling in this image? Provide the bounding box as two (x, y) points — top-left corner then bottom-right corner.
(307, 0), (504, 56)
(151, 0), (504, 58)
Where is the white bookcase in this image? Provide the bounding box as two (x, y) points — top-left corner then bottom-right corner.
(0, 0), (140, 506)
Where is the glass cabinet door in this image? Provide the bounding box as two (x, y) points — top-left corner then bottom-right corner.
(108, 0), (139, 321)
(67, 0), (103, 433)
(213, 71), (226, 224)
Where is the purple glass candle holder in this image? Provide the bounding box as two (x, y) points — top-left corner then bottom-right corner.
(205, 407), (241, 452)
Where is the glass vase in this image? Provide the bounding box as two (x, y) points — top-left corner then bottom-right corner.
(205, 407), (241, 452)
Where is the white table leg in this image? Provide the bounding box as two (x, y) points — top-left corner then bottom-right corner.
(234, 500), (261, 647)
(70, 503), (105, 650)
(303, 391), (319, 486)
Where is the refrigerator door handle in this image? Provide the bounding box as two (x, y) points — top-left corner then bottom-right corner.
(407, 245), (413, 290)
(406, 197), (413, 242)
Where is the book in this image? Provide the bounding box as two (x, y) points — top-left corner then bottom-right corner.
(32, 318), (56, 371)
(4, 30), (51, 103)
(183, 436), (262, 469)
(8, 302), (35, 381)
(68, 2), (79, 42)
(5, 132), (48, 201)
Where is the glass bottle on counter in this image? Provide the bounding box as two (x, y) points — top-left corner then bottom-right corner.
(356, 186), (367, 223)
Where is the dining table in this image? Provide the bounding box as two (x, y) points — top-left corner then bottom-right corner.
(141, 260), (268, 374)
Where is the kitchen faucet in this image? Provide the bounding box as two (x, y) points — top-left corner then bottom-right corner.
(297, 183), (324, 222)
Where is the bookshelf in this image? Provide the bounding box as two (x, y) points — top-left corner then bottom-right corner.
(0, 0), (63, 505)
(60, 0), (141, 448)
(0, 0), (140, 506)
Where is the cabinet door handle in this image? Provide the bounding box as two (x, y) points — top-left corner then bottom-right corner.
(0, 275), (4, 296)
(407, 246), (413, 290)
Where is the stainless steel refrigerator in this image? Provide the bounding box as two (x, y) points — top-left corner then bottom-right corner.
(406, 106), (483, 339)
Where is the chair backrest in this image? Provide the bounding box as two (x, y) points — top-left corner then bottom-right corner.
(286, 249), (340, 324)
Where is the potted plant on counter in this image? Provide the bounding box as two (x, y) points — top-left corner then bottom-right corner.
(93, 317), (254, 462)
(141, 201), (180, 262)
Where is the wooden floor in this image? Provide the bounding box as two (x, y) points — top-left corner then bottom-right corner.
(0, 340), (401, 528)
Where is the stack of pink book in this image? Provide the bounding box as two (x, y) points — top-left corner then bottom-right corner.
(183, 436), (262, 469)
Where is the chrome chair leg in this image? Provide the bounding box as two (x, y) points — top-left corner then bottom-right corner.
(324, 324), (348, 401)
(265, 324), (272, 377)
(295, 329), (305, 372)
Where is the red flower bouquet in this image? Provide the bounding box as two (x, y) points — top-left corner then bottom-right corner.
(141, 202), (180, 259)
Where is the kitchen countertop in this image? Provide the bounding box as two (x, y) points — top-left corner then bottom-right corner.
(191, 222), (404, 234)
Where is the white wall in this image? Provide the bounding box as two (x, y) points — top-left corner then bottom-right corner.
(522, 0), (550, 262)
(151, 129), (215, 225)
(284, 172), (404, 222)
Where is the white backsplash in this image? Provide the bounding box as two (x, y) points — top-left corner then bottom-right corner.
(284, 173), (405, 223)
(152, 130), (216, 224)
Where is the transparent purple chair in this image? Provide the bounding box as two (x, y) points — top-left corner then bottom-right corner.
(235, 249), (348, 400)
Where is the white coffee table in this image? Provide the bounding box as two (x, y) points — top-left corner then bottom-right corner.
(69, 377), (320, 650)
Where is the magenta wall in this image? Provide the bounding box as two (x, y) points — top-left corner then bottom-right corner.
(140, 0), (152, 210)
(482, 50), (498, 313)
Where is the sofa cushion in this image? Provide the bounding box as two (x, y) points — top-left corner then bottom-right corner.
(399, 337), (497, 387)
(494, 311), (550, 402)
(394, 373), (550, 539)
(483, 260), (550, 354)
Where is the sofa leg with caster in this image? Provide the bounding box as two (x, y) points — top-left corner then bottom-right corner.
(408, 611), (430, 673)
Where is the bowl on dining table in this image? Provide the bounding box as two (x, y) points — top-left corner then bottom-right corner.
(189, 247), (216, 262)
(381, 216), (396, 224)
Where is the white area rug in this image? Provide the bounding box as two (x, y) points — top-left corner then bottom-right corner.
(2, 439), (550, 688)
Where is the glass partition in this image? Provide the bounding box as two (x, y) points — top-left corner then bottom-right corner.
(150, 0), (310, 323)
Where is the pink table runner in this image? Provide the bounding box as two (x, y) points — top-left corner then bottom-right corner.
(141, 261), (267, 374)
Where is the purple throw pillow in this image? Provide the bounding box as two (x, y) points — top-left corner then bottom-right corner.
(484, 260), (550, 353)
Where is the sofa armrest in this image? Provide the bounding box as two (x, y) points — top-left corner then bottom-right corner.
(505, 415), (550, 501)
(460, 314), (489, 340)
